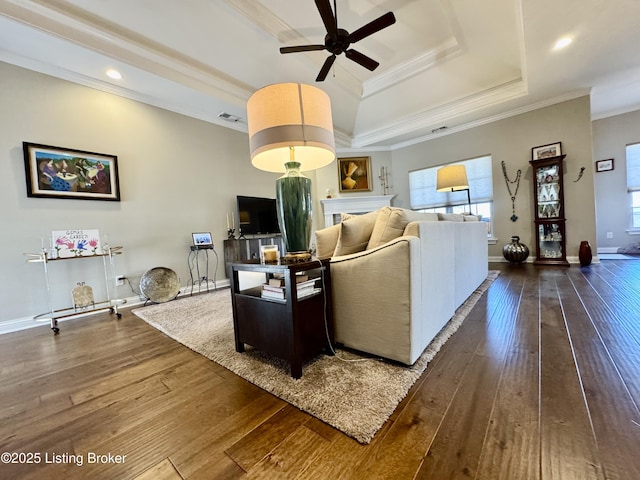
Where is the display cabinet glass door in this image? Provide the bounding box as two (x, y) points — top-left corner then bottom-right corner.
(536, 164), (562, 219)
(537, 222), (565, 260)
(530, 154), (569, 265)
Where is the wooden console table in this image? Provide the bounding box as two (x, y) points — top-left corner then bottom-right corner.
(230, 258), (334, 378)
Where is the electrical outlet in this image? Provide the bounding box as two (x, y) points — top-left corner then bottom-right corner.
(115, 275), (125, 286)
(606, 232), (613, 239)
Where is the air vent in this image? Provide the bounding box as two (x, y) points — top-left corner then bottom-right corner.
(431, 126), (448, 134)
(218, 112), (241, 122)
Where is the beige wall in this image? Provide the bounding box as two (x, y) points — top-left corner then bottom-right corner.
(592, 109), (640, 252)
(0, 61), (600, 327)
(394, 96), (597, 260)
(0, 62), (286, 325)
(320, 96), (597, 261)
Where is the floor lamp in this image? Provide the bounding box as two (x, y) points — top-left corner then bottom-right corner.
(436, 164), (472, 214)
(247, 83), (335, 262)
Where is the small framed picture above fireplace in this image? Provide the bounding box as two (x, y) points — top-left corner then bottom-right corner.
(338, 156), (372, 192)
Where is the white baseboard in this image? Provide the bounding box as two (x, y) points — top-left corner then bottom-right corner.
(597, 247), (620, 254)
(0, 279), (230, 336)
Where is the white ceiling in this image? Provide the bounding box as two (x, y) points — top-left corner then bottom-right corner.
(2, 0), (640, 150)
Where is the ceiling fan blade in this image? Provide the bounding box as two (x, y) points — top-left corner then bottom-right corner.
(316, 54), (336, 81)
(348, 12), (396, 44)
(345, 49), (379, 71)
(280, 44), (326, 54)
(315, 0), (337, 34)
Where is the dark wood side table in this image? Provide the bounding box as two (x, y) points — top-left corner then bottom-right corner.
(230, 258), (334, 379)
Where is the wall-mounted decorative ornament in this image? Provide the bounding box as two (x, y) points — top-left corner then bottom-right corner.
(501, 161), (522, 222)
(574, 166), (586, 182)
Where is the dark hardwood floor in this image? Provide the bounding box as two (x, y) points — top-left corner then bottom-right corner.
(1, 260), (639, 479)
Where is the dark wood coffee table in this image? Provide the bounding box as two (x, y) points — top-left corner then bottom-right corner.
(230, 258), (334, 379)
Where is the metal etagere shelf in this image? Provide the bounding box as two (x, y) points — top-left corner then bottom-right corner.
(24, 246), (126, 333)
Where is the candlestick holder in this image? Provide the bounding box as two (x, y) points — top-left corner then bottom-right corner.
(227, 228), (236, 239)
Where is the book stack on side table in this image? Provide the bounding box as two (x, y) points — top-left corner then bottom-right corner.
(261, 274), (321, 301)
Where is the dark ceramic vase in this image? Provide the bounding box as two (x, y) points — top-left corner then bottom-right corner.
(276, 161), (312, 254)
(579, 240), (592, 266)
(503, 236), (529, 263)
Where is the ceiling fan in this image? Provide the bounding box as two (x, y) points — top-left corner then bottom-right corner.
(279, 0), (396, 81)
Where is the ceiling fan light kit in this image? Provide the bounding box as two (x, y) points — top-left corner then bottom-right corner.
(279, 0), (396, 81)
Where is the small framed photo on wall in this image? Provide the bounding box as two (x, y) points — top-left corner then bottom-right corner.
(595, 158), (614, 172)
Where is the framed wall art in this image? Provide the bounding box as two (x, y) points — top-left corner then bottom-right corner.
(532, 142), (562, 161)
(338, 156), (372, 192)
(23, 142), (121, 201)
(595, 158), (614, 172)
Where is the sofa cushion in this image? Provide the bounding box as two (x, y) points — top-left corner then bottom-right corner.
(334, 210), (379, 256)
(437, 213), (465, 222)
(367, 208), (441, 248)
(463, 214), (481, 221)
(367, 207), (409, 249)
(315, 223), (341, 259)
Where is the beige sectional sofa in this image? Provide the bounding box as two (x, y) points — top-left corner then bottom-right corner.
(314, 206), (488, 365)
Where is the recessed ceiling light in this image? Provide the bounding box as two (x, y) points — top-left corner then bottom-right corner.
(553, 37), (573, 50)
(106, 69), (123, 80)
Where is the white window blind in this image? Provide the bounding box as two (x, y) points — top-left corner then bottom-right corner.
(627, 143), (640, 192)
(409, 155), (493, 209)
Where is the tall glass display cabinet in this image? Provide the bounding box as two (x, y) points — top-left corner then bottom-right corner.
(529, 155), (569, 265)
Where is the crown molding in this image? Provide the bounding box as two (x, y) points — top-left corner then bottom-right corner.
(389, 89), (591, 150)
(352, 77), (528, 148)
(1, 0), (254, 105)
(0, 50), (249, 134)
(362, 37), (461, 98)
(591, 102), (640, 121)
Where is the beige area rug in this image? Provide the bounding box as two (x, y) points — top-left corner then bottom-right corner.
(133, 271), (499, 444)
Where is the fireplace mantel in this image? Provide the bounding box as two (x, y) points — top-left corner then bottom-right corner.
(320, 195), (396, 227)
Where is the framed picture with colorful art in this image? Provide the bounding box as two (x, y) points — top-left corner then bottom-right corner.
(23, 142), (121, 201)
(337, 156), (373, 192)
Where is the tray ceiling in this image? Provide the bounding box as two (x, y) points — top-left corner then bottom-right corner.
(1, 0), (640, 149)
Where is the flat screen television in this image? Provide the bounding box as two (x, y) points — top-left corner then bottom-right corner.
(237, 195), (280, 235)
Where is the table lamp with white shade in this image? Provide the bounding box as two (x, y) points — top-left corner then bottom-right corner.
(247, 83), (335, 262)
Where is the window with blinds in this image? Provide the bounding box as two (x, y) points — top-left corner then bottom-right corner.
(626, 143), (640, 229)
(408, 155), (494, 237)
(409, 155), (493, 209)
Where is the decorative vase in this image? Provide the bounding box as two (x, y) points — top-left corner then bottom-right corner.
(579, 240), (592, 266)
(275, 161), (312, 255)
(503, 235), (529, 263)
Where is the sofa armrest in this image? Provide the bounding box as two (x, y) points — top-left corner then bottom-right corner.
(330, 236), (421, 363)
(330, 219), (458, 365)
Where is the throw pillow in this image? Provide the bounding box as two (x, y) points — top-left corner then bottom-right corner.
(367, 207), (409, 249)
(463, 214), (481, 222)
(315, 223), (341, 259)
(333, 210), (379, 256)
